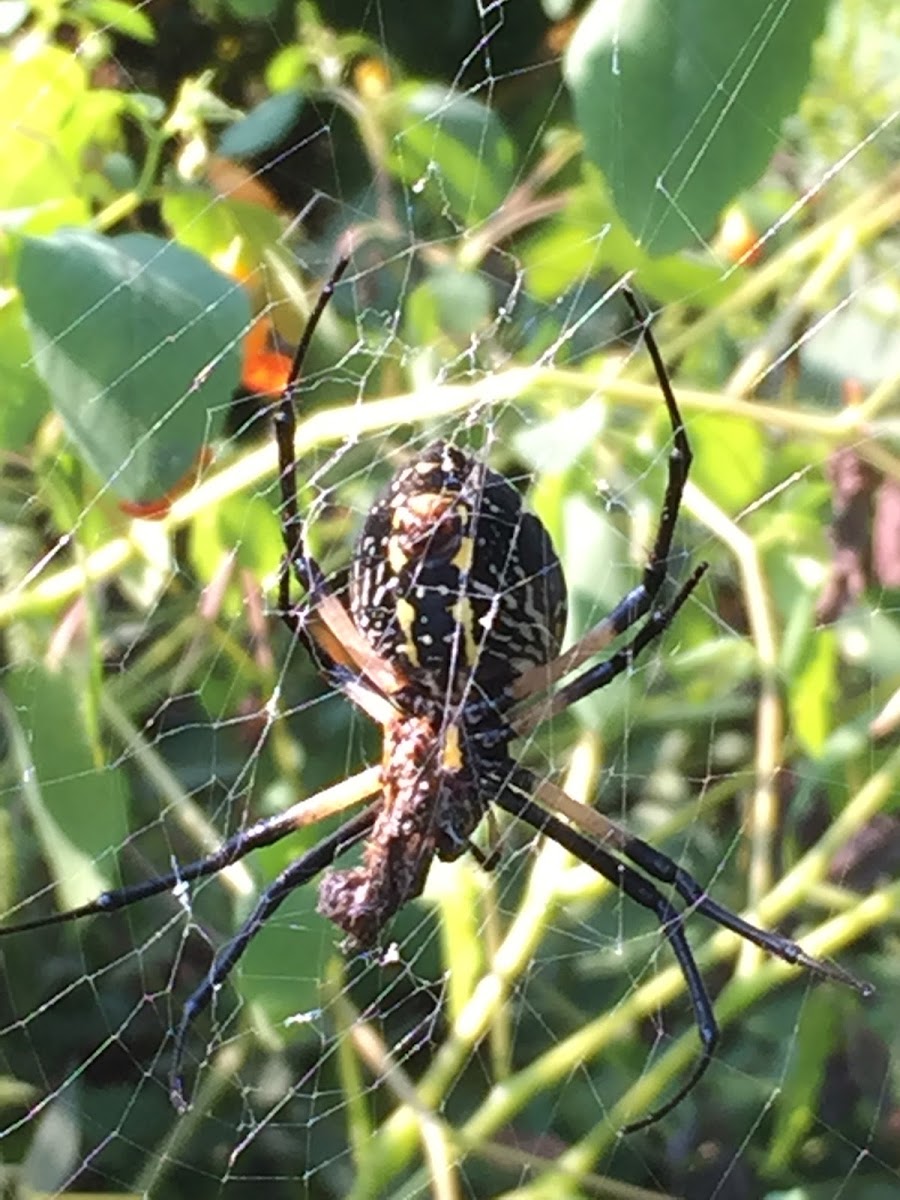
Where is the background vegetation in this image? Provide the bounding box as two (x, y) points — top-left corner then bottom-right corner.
(0, 0), (898, 1197)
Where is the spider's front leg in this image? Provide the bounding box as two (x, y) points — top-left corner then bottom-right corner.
(276, 568), (343, 680)
(511, 287), (696, 706)
(269, 258), (408, 710)
(169, 801), (381, 1112)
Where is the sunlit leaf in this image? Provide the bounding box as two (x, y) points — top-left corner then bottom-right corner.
(565, 0), (829, 254)
(18, 228), (249, 502)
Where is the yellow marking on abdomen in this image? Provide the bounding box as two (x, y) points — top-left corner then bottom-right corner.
(395, 596), (420, 665)
(450, 530), (474, 573)
(442, 722), (463, 772)
(387, 534), (407, 574)
(451, 595), (479, 665)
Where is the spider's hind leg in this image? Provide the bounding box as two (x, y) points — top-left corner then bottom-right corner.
(495, 767), (718, 1132)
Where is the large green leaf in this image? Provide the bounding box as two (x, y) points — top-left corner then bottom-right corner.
(18, 228), (250, 503)
(565, 0), (829, 255)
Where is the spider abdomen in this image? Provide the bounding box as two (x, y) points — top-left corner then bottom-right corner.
(349, 441), (568, 703)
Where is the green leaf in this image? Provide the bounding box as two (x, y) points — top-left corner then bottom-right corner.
(0, 295), (51, 453)
(225, 0), (282, 19)
(688, 413), (766, 516)
(17, 228), (250, 503)
(788, 626), (837, 756)
(564, 0), (829, 255)
(404, 265), (493, 346)
(162, 187), (284, 267)
(519, 175), (737, 306)
(190, 491), (283, 607)
(73, 0), (156, 42)
(765, 989), (841, 1172)
(1, 667), (129, 914)
(0, 45), (91, 226)
(231, 871), (327, 1028)
(21, 1083), (83, 1195)
(387, 83), (516, 226)
(218, 90), (305, 160)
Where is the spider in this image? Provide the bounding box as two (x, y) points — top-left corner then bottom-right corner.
(1, 260), (870, 1132)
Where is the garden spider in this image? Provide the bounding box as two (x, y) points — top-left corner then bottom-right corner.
(1, 261), (870, 1131)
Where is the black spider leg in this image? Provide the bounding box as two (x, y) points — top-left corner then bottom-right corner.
(617, 829), (872, 994)
(170, 801), (380, 1113)
(533, 776), (873, 998)
(512, 562), (708, 732)
(0, 784), (381, 936)
(278, 592), (364, 694)
(599, 287), (694, 635)
(511, 287), (697, 708)
(275, 255), (351, 599)
(273, 257), (361, 689)
(495, 771), (715, 1133)
(505, 768), (873, 1131)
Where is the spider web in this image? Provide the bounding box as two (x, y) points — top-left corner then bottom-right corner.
(1, 1), (899, 1198)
